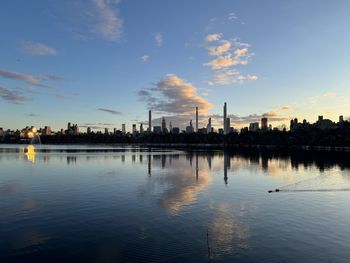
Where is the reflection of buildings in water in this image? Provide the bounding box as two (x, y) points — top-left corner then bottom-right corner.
(224, 154), (231, 185)
(25, 145), (36, 163)
(139, 154), (143, 163)
(66, 156), (77, 165)
(161, 155), (166, 169)
(139, 154), (212, 215)
(148, 154), (151, 176)
(121, 155), (125, 163)
(209, 204), (250, 259)
(132, 154), (136, 163)
(196, 153), (199, 182)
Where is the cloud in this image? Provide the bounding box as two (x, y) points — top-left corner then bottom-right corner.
(208, 40), (231, 56)
(205, 56), (247, 70)
(203, 33), (257, 85)
(22, 42), (57, 56)
(234, 47), (248, 57)
(139, 74), (212, 116)
(92, 0), (123, 41)
(0, 87), (31, 104)
(26, 113), (38, 117)
(0, 68), (51, 88)
(97, 108), (122, 115)
(228, 12), (238, 21)
(205, 33), (222, 42)
(154, 32), (163, 46)
(281, 105), (292, 111)
(323, 92), (336, 97)
(142, 54), (150, 62)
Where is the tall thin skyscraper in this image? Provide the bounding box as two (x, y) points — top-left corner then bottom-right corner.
(122, 124), (126, 134)
(148, 110), (152, 132)
(223, 102), (227, 135)
(195, 107), (198, 132)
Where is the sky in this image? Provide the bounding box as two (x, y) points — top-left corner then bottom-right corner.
(1, 0), (350, 132)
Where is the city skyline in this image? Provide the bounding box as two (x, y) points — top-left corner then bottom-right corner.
(1, 0), (350, 131)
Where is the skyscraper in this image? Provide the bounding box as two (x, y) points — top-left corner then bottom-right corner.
(223, 102), (227, 135)
(207, 117), (212, 133)
(148, 110), (152, 132)
(195, 107), (198, 132)
(122, 124), (126, 134)
(261, 117), (268, 130)
(161, 117), (167, 133)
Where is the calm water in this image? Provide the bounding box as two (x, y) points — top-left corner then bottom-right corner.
(1, 144), (350, 263)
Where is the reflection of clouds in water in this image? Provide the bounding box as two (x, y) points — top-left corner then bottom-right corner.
(139, 154), (212, 215)
(209, 204), (250, 259)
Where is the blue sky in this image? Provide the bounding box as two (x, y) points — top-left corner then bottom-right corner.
(1, 0), (350, 131)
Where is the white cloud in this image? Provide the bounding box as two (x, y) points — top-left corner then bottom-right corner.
(92, 0), (123, 41)
(142, 54), (150, 62)
(154, 32), (163, 46)
(22, 42), (57, 56)
(205, 56), (247, 70)
(205, 33), (222, 42)
(228, 12), (238, 21)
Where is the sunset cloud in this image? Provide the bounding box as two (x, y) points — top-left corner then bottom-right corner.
(138, 74), (212, 115)
(323, 92), (336, 97)
(205, 33), (222, 42)
(208, 40), (231, 56)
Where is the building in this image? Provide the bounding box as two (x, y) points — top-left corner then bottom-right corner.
(104, 128), (109, 135)
(153, 126), (162, 134)
(122, 124), (126, 134)
(87, 127), (92, 134)
(140, 123), (144, 133)
(172, 127), (180, 134)
(195, 107), (198, 132)
(206, 117), (212, 133)
(249, 122), (259, 132)
(148, 110), (152, 132)
(161, 117), (168, 133)
(339, 115), (344, 123)
(225, 118), (231, 134)
(42, 126), (52, 136)
(261, 118), (268, 131)
(186, 120), (194, 134)
(0, 128), (4, 137)
(223, 102), (227, 135)
(132, 124), (137, 134)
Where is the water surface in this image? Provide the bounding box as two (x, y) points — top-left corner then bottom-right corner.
(1, 144), (350, 262)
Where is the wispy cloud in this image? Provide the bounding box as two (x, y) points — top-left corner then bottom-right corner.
(154, 32), (163, 47)
(98, 108), (122, 115)
(142, 54), (150, 62)
(22, 41), (57, 56)
(26, 113), (38, 117)
(0, 87), (31, 104)
(92, 0), (123, 41)
(138, 74), (212, 115)
(0, 67), (51, 88)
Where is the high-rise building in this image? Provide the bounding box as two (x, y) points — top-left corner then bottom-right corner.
(261, 117), (268, 130)
(132, 124), (137, 133)
(186, 120), (194, 133)
(148, 110), (152, 132)
(206, 117), (212, 133)
(249, 122), (259, 131)
(122, 124), (126, 134)
(195, 107), (198, 132)
(140, 123), (144, 133)
(161, 117), (167, 133)
(104, 128), (109, 135)
(87, 127), (92, 134)
(42, 126), (52, 136)
(0, 128), (4, 137)
(339, 115), (344, 123)
(226, 118), (231, 133)
(223, 102), (227, 134)
(169, 121), (172, 132)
